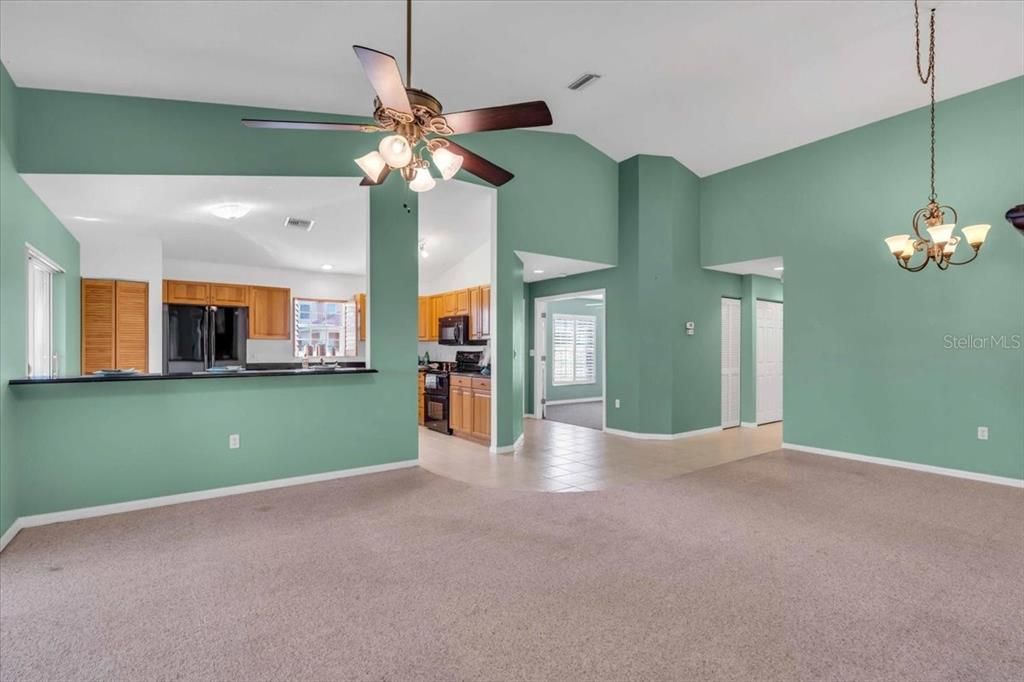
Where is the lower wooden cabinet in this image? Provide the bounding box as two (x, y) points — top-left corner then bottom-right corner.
(450, 375), (491, 441)
(248, 286), (291, 340)
(418, 373), (426, 425)
(356, 293), (367, 342)
(81, 278), (149, 374)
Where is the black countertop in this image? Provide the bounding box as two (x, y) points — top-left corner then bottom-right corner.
(9, 367), (378, 386)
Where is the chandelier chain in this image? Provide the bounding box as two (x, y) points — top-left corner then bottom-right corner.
(915, 1), (937, 202)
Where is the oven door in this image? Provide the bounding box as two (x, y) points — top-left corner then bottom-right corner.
(424, 393), (451, 434)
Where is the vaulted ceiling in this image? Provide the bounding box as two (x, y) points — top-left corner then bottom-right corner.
(1, 1), (1021, 176)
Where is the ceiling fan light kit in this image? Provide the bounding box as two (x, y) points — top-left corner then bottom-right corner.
(241, 0), (552, 192)
(884, 1), (991, 273)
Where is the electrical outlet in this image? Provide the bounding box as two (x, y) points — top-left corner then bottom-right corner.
(977, 426), (988, 441)
(614, 399), (621, 409)
(229, 434), (240, 449)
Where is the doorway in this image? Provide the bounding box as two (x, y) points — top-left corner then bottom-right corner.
(533, 290), (606, 431)
(720, 297), (741, 428)
(756, 300), (783, 424)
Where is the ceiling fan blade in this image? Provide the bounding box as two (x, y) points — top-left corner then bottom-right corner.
(443, 101), (552, 134)
(360, 166), (392, 186)
(444, 141), (514, 187)
(353, 45), (412, 114)
(242, 119), (372, 132)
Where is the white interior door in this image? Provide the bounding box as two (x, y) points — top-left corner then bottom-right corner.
(720, 298), (741, 428)
(756, 300), (783, 424)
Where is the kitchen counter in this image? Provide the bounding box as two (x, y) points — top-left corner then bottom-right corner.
(9, 367), (378, 386)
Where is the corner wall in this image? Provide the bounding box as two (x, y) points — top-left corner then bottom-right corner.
(702, 76), (1024, 479)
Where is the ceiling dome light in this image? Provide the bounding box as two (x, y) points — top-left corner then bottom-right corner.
(409, 167), (436, 193)
(533, 269), (544, 274)
(355, 151), (388, 183)
(210, 203), (251, 220)
(321, 264), (334, 271)
(431, 145), (463, 181)
(379, 135), (413, 168)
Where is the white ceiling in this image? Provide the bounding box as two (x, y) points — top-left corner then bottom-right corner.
(2, 1), (1020, 176)
(706, 256), (784, 280)
(418, 180), (492, 284)
(516, 251), (615, 283)
(22, 174), (489, 276)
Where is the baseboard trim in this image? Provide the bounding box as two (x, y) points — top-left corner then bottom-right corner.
(605, 426), (722, 441)
(544, 398), (603, 406)
(0, 459), (419, 553)
(523, 413), (536, 419)
(740, 421), (758, 428)
(490, 433), (525, 453)
(782, 442), (1024, 488)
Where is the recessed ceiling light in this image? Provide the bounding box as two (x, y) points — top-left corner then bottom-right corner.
(773, 266), (785, 271)
(73, 216), (101, 222)
(321, 264), (334, 271)
(210, 203), (251, 220)
(533, 269), (544, 274)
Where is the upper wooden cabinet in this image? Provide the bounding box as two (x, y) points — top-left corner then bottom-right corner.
(163, 280), (209, 305)
(355, 293), (367, 342)
(469, 285), (491, 340)
(82, 278), (149, 374)
(429, 295), (442, 340)
(164, 279), (248, 307)
(441, 292), (457, 317)
(417, 296), (431, 341)
(455, 289), (471, 316)
(248, 286), (291, 340)
(209, 283), (248, 306)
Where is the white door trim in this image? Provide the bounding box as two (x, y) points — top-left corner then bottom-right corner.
(532, 288), (606, 432)
(720, 297), (741, 428)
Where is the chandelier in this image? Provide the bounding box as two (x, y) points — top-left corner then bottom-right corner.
(884, 1), (991, 272)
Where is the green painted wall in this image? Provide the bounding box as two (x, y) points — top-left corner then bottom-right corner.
(528, 156), (742, 435)
(11, 179), (418, 518)
(739, 275), (784, 425)
(0, 73), (618, 530)
(702, 77), (1024, 479)
(0, 64), (82, 536)
(544, 298), (604, 403)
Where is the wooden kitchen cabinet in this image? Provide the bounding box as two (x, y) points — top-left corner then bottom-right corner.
(356, 293), (367, 342)
(471, 377), (491, 440)
(469, 286), (491, 340)
(455, 288), (471, 316)
(429, 295), (442, 340)
(418, 372), (426, 426)
(441, 292), (457, 317)
(163, 280), (209, 305)
(82, 278), (149, 374)
(248, 286), (291, 340)
(417, 296), (431, 341)
(209, 283), (248, 306)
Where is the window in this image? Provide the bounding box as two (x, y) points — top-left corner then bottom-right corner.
(552, 313), (597, 385)
(293, 298), (357, 358)
(26, 246), (62, 377)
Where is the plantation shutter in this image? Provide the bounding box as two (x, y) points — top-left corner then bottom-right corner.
(551, 313), (597, 385)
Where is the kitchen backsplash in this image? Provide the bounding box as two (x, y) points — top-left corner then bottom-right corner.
(418, 341), (490, 364)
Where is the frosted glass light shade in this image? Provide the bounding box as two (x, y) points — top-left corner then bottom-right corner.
(885, 234), (910, 255)
(378, 135), (413, 168)
(355, 151), (388, 183)
(409, 167), (436, 193)
(942, 236), (959, 256)
(926, 223), (955, 245)
(431, 146), (463, 180)
(961, 224), (991, 247)
(901, 238), (917, 259)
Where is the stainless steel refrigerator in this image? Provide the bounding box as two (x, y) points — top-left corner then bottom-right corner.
(163, 304), (248, 374)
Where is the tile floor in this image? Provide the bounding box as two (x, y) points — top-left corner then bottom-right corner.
(419, 418), (783, 492)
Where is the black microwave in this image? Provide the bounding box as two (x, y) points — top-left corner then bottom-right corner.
(438, 315), (469, 345)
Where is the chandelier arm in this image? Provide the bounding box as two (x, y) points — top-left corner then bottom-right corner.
(946, 249), (980, 267)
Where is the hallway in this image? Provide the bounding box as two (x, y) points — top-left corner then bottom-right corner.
(419, 420), (783, 492)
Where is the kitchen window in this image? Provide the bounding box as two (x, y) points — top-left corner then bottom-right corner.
(293, 298), (357, 358)
(552, 313), (596, 385)
(26, 246), (62, 377)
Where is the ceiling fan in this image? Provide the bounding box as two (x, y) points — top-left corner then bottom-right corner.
(242, 0), (552, 192)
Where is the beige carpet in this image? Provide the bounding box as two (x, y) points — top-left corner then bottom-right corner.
(1, 450), (1022, 681)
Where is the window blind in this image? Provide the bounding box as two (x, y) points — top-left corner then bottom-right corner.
(552, 313), (596, 385)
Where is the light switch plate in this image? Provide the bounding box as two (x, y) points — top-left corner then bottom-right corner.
(977, 426), (988, 441)
(229, 434), (240, 449)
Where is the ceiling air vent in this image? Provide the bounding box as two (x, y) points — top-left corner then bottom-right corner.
(567, 73), (601, 91)
(284, 217), (315, 232)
